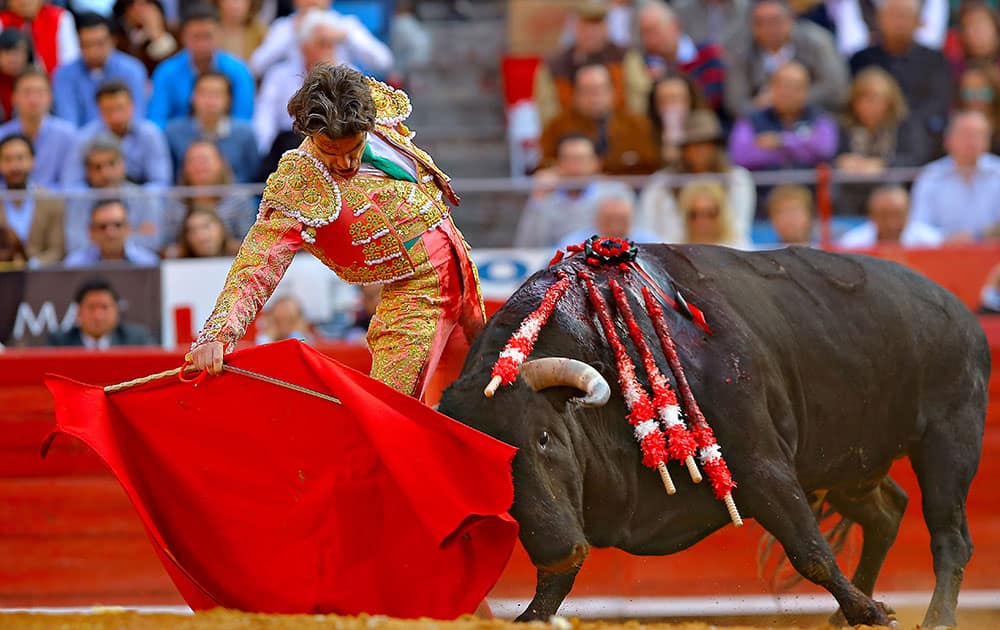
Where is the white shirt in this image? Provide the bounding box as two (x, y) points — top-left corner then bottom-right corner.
(838, 220), (944, 249)
(0, 10), (79, 67)
(253, 58), (306, 153)
(827, 0), (948, 56)
(248, 10), (393, 79)
(81, 332), (111, 350)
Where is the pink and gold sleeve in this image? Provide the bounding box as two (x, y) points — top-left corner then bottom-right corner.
(193, 208), (304, 351)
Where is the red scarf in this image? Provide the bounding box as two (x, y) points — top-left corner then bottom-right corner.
(0, 5), (63, 74)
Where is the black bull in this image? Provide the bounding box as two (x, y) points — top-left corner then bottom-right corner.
(440, 245), (988, 628)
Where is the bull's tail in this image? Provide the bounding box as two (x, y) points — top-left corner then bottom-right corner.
(756, 493), (858, 592)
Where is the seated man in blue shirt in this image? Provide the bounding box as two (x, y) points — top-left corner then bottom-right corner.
(52, 12), (147, 128)
(0, 68), (77, 188)
(64, 80), (172, 186)
(147, 3), (255, 128)
(64, 198), (159, 267)
(910, 110), (1000, 243)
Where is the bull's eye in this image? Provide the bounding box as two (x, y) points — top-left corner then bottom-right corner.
(538, 431), (549, 448)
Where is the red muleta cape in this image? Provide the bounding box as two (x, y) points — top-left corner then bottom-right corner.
(42, 339), (518, 618)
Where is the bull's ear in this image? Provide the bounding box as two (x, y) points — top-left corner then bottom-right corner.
(534, 385), (589, 412)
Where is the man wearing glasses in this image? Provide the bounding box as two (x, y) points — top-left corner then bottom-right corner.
(63, 198), (159, 267)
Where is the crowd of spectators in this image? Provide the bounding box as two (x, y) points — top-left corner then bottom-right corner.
(518, 0), (1000, 252)
(0, 0), (423, 272)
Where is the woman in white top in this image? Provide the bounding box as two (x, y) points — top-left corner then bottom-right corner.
(637, 109), (755, 244)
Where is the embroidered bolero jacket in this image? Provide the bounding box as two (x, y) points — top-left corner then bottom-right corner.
(195, 78), (460, 350)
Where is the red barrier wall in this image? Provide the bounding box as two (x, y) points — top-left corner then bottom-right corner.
(2, 247), (999, 608)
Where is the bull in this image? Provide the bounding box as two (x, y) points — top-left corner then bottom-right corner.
(439, 244), (988, 628)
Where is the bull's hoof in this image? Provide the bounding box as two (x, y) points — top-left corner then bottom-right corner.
(827, 608), (848, 627)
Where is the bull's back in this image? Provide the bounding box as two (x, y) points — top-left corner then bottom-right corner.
(643, 245), (989, 484)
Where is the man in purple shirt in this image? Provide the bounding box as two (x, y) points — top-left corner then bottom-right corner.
(728, 61), (838, 171)
(52, 12), (148, 127)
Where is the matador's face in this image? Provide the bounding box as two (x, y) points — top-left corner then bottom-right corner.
(312, 132), (367, 180)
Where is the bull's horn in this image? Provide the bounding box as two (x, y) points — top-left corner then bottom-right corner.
(520, 358), (610, 407)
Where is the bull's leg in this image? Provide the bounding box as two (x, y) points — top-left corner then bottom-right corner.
(824, 477), (908, 625)
(516, 542), (589, 621)
(742, 468), (891, 627)
(516, 567), (581, 622)
(911, 423), (979, 629)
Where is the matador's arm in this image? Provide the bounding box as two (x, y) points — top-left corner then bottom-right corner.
(193, 207), (304, 351)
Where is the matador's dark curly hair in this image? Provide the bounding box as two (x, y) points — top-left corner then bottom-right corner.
(287, 64), (376, 139)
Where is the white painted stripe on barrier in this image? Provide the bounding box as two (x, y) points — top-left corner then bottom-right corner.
(2, 591), (999, 618)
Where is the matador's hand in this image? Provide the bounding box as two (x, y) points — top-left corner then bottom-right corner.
(186, 341), (225, 376)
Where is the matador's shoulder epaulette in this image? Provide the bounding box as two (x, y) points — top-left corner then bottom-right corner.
(262, 147), (342, 228)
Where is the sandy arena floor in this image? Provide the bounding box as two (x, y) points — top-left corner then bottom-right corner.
(3, 609), (1000, 630)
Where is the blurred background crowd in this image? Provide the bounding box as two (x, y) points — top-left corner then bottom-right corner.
(2, 0), (1000, 349)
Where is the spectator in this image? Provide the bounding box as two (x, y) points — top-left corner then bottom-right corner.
(0, 0), (79, 74)
(539, 64), (659, 175)
(638, 109), (756, 244)
(0, 68), (76, 188)
(257, 295), (310, 344)
(48, 278), (155, 347)
(672, 0), (750, 54)
(676, 179), (746, 247)
(110, 0), (178, 74)
(840, 184), (943, 248)
(947, 1), (1000, 75)
(910, 110), (1000, 241)
(64, 134), (164, 252)
(729, 61), (839, 171)
(342, 284), (382, 343)
(636, 1), (726, 112)
(766, 184), (815, 246)
(248, 0), (393, 79)
(0, 223), (27, 267)
(165, 71), (258, 182)
(647, 70), (706, 169)
(827, 0), (948, 57)
(162, 206), (240, 258)
(64, 198), (159, 266)
(850, 0), (953, 148)
(52, 12), (147, 128)
(558, 189), (661, 248)
(147, 3), (255, 127)
(514, 134), (632, 248)
(724, 0), (848, 117)
(389, 0), (432, 87)
(955, 63), (1000, 154)
(164, 140), (256, 242)
(67, 80), (172, 186)
(532, 0), (647, 124)
(0, 133), (64, 264)
(215, 0), (266, 61)
(977, 261), (1000, 314)
(835, 66), (930, 214)
(254, 8), (341, 154)
(0, 30), (32, 123)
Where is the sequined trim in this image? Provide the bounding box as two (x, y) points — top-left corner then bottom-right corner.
(368, 77), (412, 126)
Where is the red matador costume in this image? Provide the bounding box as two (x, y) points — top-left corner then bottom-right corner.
(194, 78), (485, 400)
